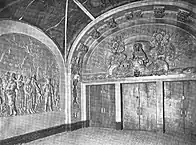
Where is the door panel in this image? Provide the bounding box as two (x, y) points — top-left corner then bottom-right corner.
(139, 83), (157, 131)
(89, 84), (115, 128)
(123, 83), (140, 130)
(101, 84), (115, 128)
(184, 81), (196, 135)
(90, 85), (102, 127)
(122, 82), (157, 131)
(164, 81), (184, 134)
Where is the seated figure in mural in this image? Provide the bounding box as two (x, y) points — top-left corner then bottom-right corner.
(131, 42), (149, 76)
(5, 73), (18, 116)
(147, 45), (169, 75)
(43, 78), (54, 112)
(132, 42), (149, 67)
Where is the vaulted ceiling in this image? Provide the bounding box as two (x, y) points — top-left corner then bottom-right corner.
(0, 0), (65, 54)
(0, 0), (196, 58)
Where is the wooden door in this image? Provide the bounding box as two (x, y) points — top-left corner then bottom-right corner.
(122, 82), (157, 131)
(139, 83), (157, 131)
(164, 81), (184, 135)
(184, 81), (196, 135)
(101, 84), (116, 128)
(89, 84), (115, 128)
(123, 83), (140, 130)
(89, 85), (102, 127)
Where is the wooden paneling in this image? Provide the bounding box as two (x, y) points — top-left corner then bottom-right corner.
(88, 84), (115, 128)
(87, 80), (196, 136)
(89, 85), (101, 127)
(164, 81), (196, 135)
(122, 82), (157, 131)
(122, 83), (139, 130)
(139, 83), (157, 131)
(164, 81), (184, 134)
(184, 81), (196, 135)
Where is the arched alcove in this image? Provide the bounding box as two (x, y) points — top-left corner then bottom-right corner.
(67, 0), (196, 135)
(0, 20), (66, 140)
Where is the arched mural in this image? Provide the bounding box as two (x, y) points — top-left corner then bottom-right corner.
(82, 24), (196, 80)
(0, 33), (60, 117)
(0, 20), (66, 141)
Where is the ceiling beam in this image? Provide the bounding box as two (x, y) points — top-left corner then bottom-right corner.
(65, 0), (69, 61)
(73, 0), (95, 21)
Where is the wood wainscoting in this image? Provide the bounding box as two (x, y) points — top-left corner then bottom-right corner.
(86, 84), (116, 128)
(164, 81), (196, 135)
(84, 75), (196, 136)
(122, 82), (157, 131)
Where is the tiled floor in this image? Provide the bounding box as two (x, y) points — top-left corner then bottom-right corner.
(24, 127), (196, 145)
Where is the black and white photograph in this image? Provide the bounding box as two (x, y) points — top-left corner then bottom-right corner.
(0, 0), (196, 144)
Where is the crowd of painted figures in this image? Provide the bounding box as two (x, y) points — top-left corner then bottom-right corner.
(0, 72), (60, 117)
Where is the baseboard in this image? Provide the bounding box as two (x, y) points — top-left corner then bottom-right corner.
(116, 122), (123, 130)
(70, 120), (90, 131)
(0, 120), (90, 145)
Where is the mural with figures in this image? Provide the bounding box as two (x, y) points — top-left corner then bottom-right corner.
(82, 24), (196, 81)
(0, 33), (60, 117)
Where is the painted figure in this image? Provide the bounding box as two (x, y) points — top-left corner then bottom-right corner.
(5, 73), (17, 116)
(31, 74), (42, 111)
(24, 78), (34, 114)
(132, 42), (149, 66)
(3, 72), (10, 102)
(73, 74), (80, 104)
(43, 78), (54, 112)
(17, 75), (25, 112)
(53, 80), (60, 107)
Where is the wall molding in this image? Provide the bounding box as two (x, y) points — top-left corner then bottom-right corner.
(0, 120), (90, 145)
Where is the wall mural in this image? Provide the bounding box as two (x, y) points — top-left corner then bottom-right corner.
(82, 24), (196, 81)
(0, 33), (60, 117)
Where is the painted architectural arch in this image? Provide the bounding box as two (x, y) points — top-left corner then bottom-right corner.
(82, 24), (196, 80)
